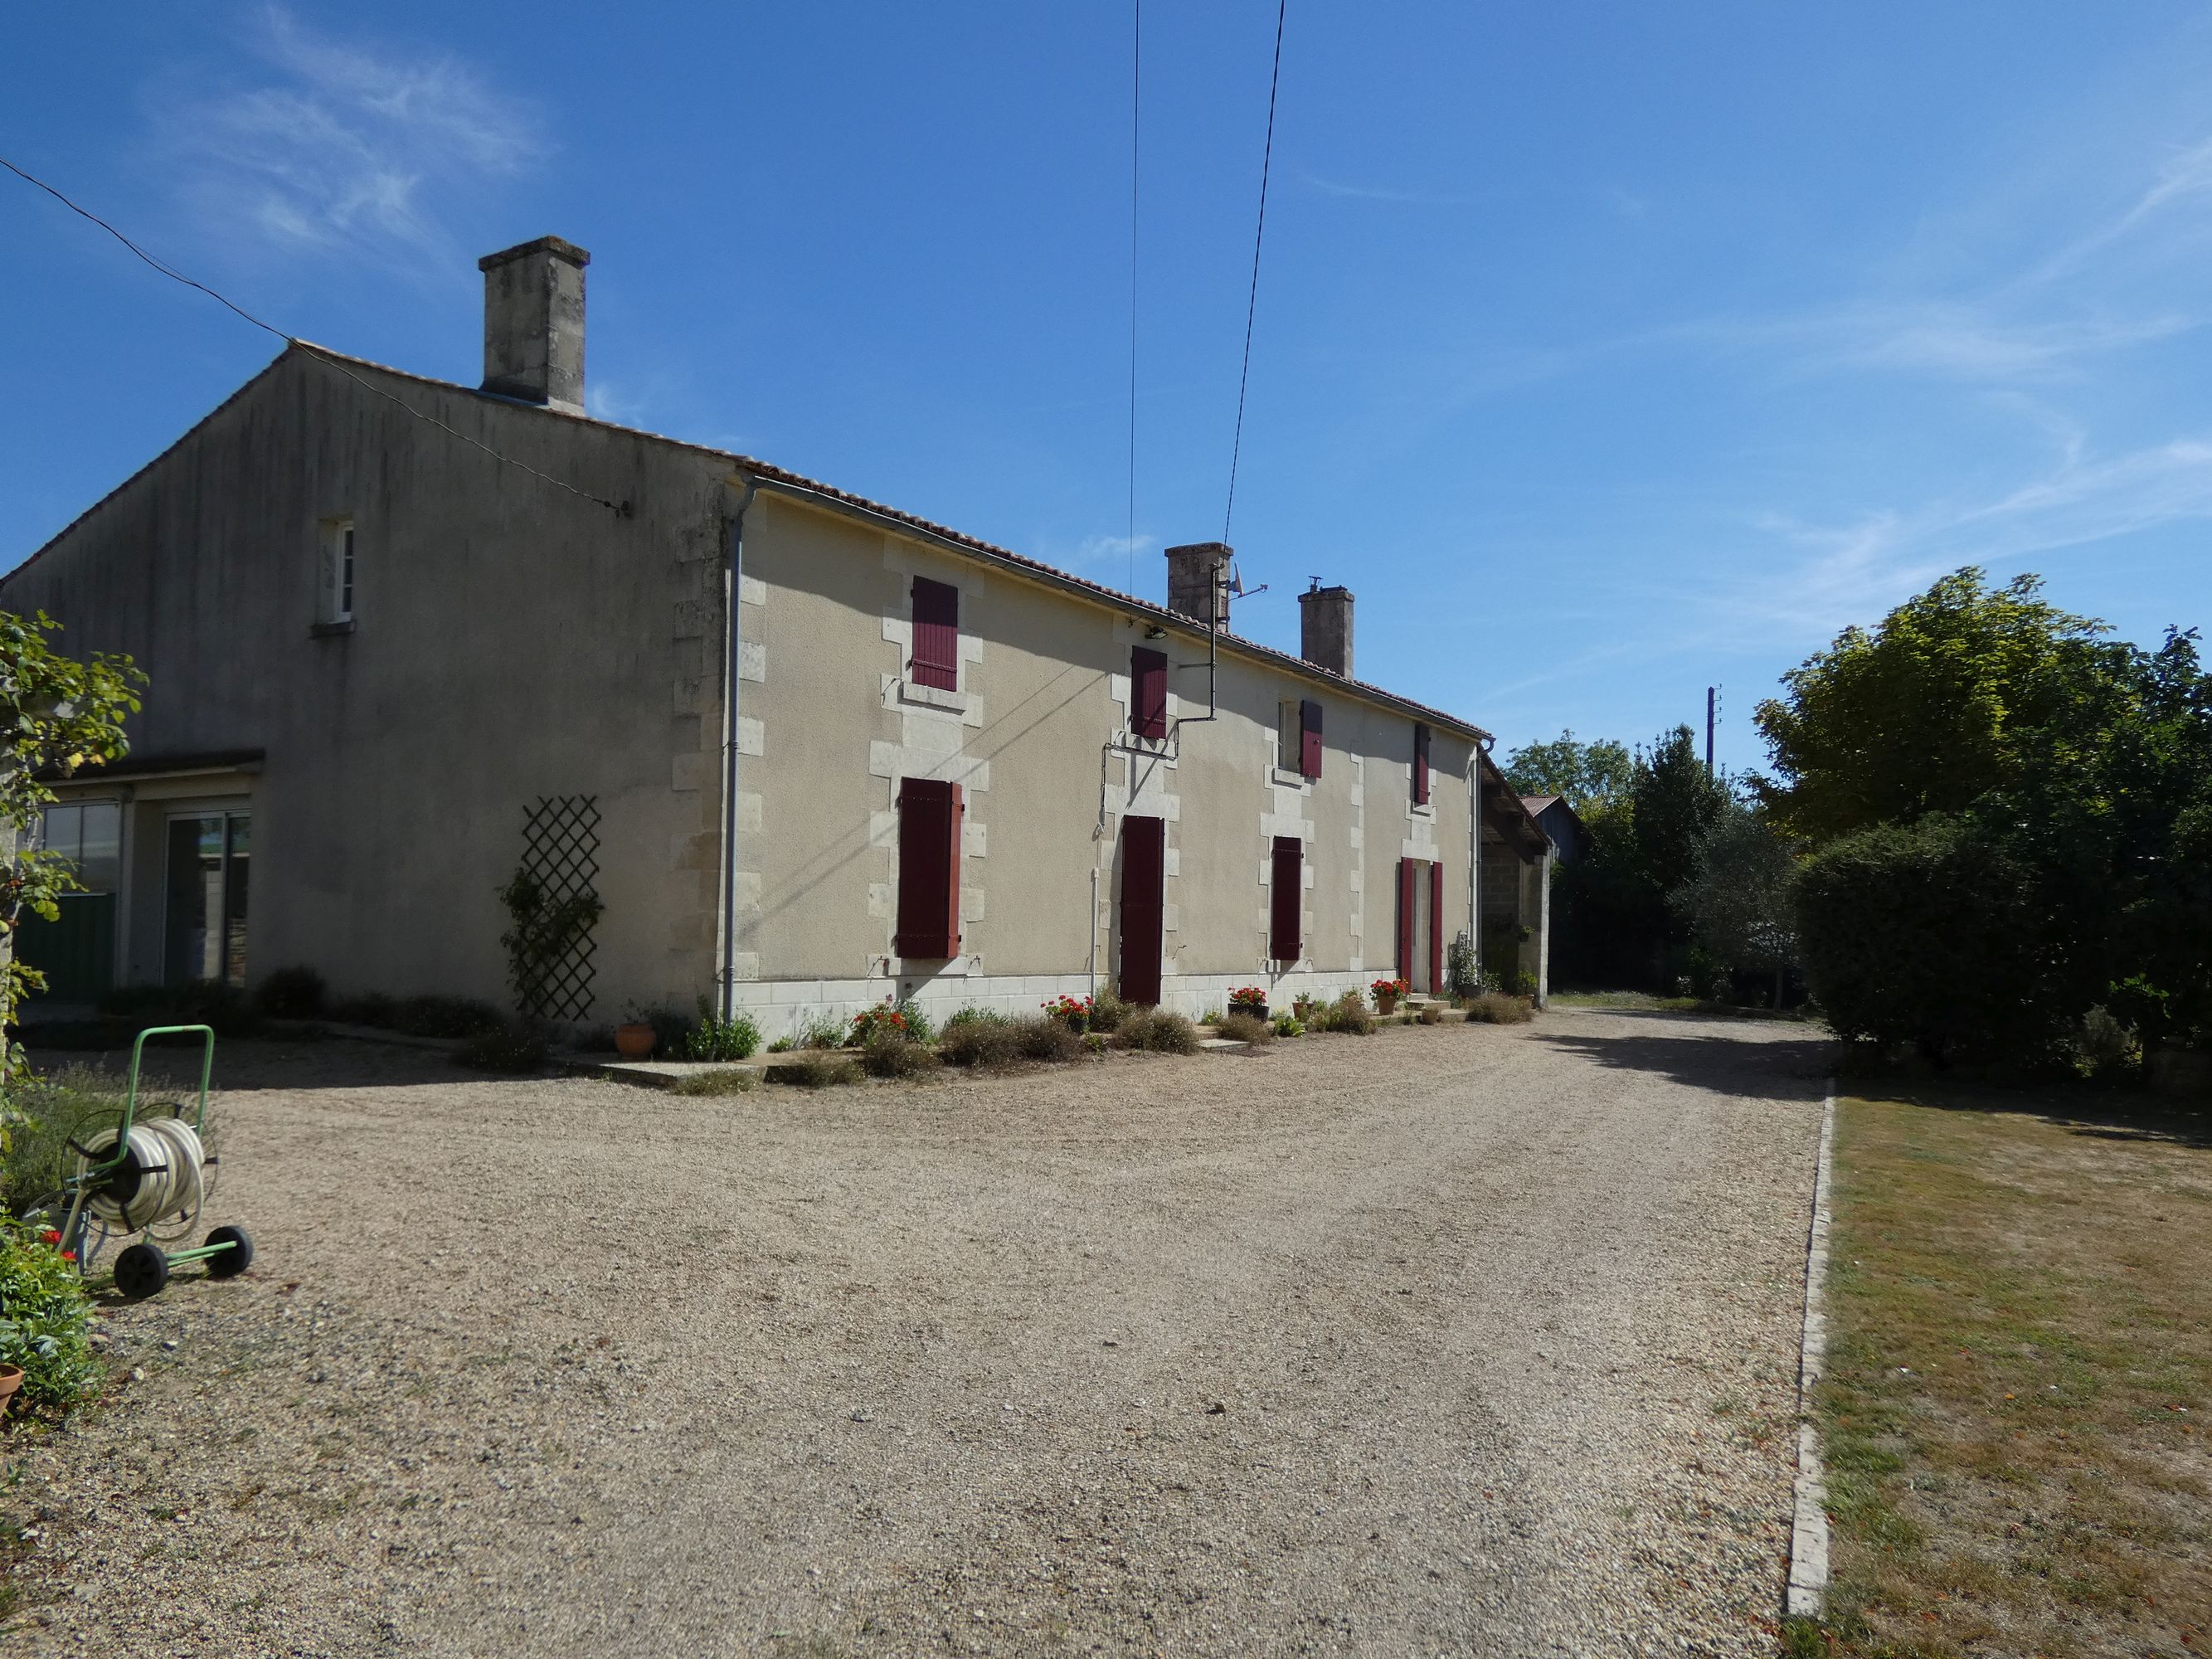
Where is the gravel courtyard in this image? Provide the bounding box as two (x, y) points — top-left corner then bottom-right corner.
(4, 1010), (1828, 1657)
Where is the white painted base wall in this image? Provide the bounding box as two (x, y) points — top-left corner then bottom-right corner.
(727, 968), (1387, 1040)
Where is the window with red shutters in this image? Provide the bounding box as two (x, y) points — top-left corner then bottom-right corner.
(895, 776), (963, 958)
(1413, 722), (1431, 805)
(1269, 836), (1303, 961)
(1299, 698), (1323, 780)
(1131, 647), (1168, 739)
(910, 577), (959, 691)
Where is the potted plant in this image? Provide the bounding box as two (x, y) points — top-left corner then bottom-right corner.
(1291, 993), (1315, 1023)
(1041, 994), (1093, 1034)
(615, 1002), (659, 1059)
(1370, 976), (1409, 1016)
(1228, 985), (1270, 1023)
(0, 1362), (22, 1418)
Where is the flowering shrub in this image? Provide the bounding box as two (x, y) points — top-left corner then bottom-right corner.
(1227, 985), (1269, 1013)
(1041, 994), (1094, 1028)
(0, 1219), (99, 1413)
(848, 999), (915, 1046)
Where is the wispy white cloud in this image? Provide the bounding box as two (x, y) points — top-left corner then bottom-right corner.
(158, 6), (537, 270)
(1300, 172), (1475, 207)
(2025, 134), (2212, 287)
(1714, 432), (2212, 642)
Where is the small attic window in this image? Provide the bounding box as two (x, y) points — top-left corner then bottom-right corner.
(316, 517), (356, 630)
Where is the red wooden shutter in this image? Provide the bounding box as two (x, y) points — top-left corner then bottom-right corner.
(911, 577), (959, 690)
(1131, 647), (1168, 740)
(1397, 858), (1417, 983)
(1413, 723), (1431, 805)
(1119, 815), (1166, 1005)
(1429, 859), (1445, 992)
(895, 777), (963, 957)
(1270, 836), (1303, 961)
(1299, 698), (1323, 779)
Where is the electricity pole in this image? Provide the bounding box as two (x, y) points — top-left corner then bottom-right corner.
(1704, 686), (1717, 773)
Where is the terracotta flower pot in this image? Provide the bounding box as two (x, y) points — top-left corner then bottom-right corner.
(0, 1364), (23, 1418)
(1375, 995), (1398, 1016)
(614, 1022), (658, 1059)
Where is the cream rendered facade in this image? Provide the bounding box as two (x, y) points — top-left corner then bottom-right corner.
(3, 244), (1551, 1037)
(727, 488), (1517, 1029)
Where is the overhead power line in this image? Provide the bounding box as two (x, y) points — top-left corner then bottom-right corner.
(1128, 0), (1141, 596)
(1223, 0), (1288, 546)
(0, 155), (624, 515)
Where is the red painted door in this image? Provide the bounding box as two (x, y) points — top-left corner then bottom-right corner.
(1429, 859), (1445, 995)
(1119, 815), (1166, 1005)
(1398, 858), (1417, 985)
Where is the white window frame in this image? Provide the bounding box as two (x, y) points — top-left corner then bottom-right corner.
(318, 516), (356, 625)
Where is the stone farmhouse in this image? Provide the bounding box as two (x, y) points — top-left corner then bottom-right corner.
(3, 236), (1554, 1036)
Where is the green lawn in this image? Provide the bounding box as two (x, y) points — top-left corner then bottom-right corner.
(1791, 1088), (2212, 1657)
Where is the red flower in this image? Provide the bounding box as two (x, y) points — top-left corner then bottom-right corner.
(40, 1228), (61, 1245)
(61, 1250), (76, 1262)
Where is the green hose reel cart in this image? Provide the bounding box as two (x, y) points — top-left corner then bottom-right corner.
(36, 1024), (255, 1300)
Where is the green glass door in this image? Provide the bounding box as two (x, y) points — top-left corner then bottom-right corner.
(163, 810), (250, 987)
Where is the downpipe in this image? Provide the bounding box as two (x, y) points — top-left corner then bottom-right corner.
(717, 475), (758, 1023)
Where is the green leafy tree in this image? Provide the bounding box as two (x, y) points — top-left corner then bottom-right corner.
(1548, 725), (1730, 990)
(1762, 567), (2212, 1060)
(1753, 570), (2107, 843)
(1500, 729), (1633, 811)
(0, 612), (144, 1088)
(1674, 800), (1797, 1006)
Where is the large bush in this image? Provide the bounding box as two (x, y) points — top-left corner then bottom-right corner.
(1791, 815), (2052, 1063)
(1767, 570), (2212, 1063)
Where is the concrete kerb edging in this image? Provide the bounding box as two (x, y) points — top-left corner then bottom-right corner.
(1787, 1079), (1839, 1620)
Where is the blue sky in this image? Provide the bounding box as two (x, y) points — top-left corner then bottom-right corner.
(7, 3), (2212, 774)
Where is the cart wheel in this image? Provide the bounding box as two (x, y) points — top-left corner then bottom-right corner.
(114, 1243), (170, 1301)
(204, 1225), (254, 1278)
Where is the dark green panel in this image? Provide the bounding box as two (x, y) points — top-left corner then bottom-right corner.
(17, 893), (117, 1002)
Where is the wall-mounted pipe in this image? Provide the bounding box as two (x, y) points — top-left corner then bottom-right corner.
(717, 475), (758, 1023)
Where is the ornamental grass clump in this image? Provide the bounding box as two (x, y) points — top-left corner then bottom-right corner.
(1087, 991), (1132, 1034)
(862, 1029), (940, 1079)
(938, 1010), (1018, 1068)
(1013, 1014), (1087, 1063)
(669, 1068), (756, 1097)
(0, 1220), (100, 1415)
(1116, 1009), (1200, 1054)
(766, 1052), (864, 1088)
(1218, 1012), (1274, 1045)
(1462, 992), (1534, 1024)
(1320, 991), (1375, 1035)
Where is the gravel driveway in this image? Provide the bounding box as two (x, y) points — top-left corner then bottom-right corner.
(4, 1010), (1827, 1657)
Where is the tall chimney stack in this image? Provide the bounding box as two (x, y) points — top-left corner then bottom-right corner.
(1298, 581), (1354, 678)
(479, 236), (590, 414)
(1164, 542), (1233, 630)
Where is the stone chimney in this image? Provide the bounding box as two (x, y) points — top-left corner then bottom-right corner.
(1297, 581), (1354, 678)
(1164, 542), (1233, 630)
(479, 236), (590, 414)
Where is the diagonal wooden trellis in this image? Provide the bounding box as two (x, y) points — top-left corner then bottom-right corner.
(513, 795), (601, 1022)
